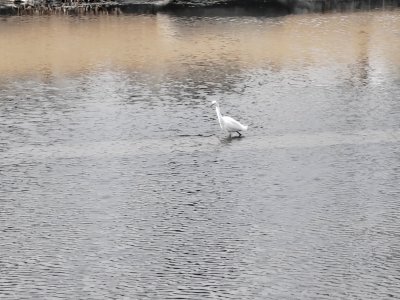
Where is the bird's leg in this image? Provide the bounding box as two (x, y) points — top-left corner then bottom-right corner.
(236, 131), (242, 137)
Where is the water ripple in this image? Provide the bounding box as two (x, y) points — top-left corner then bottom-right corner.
(1, 11), (400, 300)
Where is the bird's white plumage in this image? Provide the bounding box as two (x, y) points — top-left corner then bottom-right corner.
(221, 116), (248, 132)
(211, 100), (248, 136)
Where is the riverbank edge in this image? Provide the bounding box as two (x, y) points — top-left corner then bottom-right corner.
(0, 0), (398, 16)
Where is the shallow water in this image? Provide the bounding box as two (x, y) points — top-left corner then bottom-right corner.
(1, 11), (400, 299)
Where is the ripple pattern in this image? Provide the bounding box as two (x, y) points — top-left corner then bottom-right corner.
(1, 11), (400, 300)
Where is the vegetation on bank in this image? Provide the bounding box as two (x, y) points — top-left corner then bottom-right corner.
(0, 0), (398, 15)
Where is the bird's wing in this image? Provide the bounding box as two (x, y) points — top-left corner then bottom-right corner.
(222, 116), (247, 131)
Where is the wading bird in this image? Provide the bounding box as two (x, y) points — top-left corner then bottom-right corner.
(211, 100), (248, 137)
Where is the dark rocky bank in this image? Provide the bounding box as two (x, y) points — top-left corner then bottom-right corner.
(0, 0), (398, 16)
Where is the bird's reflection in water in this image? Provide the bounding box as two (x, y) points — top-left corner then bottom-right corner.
(220, 134), (245, 145)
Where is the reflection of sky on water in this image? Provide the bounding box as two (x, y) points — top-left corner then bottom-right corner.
(1, 10), (400, 300)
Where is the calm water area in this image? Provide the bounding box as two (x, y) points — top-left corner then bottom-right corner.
(1, 10), (400, 299)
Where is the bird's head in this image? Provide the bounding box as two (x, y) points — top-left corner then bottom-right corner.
(210, 100), (218, 107)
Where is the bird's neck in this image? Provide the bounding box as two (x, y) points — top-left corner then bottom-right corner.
(215, 105), (221, 116)
(215, 105), (223, 129)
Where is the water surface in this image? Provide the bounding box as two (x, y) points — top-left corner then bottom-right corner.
(1, 11), (400, 299)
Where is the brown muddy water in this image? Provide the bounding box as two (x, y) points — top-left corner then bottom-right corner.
(1, 10), (400, 299)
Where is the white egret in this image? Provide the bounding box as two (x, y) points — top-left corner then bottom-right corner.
(211, 100), (248, 137)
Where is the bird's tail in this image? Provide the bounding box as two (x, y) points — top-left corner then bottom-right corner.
(243, 125), (249, 131)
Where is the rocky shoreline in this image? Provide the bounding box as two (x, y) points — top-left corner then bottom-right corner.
(0, 0), (398, 16)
